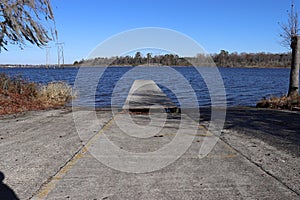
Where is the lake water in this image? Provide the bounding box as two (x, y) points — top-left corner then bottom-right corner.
(0, 67), (291, 108)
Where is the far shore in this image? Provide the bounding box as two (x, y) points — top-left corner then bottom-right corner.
(0, 64), (290, 69)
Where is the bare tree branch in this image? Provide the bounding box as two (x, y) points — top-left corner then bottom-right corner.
(279, 0), (300, 49)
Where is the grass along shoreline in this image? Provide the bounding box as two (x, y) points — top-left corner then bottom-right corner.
(256, 95), (300, 111)
(0, 74), (75, 115)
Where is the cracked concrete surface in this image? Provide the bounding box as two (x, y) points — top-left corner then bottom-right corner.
(0, 108), (299, 199)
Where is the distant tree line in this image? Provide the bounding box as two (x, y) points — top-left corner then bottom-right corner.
(74, 50), (292, 68)
(211, 50), (291, 68)
(74, 52), (191, 66)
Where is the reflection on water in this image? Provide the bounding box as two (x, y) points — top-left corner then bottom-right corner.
(0, 66), (291, 108)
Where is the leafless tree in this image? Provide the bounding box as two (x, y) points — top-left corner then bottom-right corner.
(0, 0), (56, 51)
(279, 0), (300, 96)
(279, 1), (299, 48)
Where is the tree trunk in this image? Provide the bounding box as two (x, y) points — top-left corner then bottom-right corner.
(288, 35), (300, 97)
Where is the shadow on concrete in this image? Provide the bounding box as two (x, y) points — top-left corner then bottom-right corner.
(202, 107), (300, 157)
(0, 171), (19, 200)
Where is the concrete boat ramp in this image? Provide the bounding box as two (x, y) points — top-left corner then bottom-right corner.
(0, 80), (299, 199)
(123, 80), (178, 113)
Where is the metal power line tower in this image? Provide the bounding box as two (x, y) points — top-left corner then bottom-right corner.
(56, 42), (64, 68)
(45, 46), (51, 68)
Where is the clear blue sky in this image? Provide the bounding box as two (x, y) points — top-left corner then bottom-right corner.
(0, 0), (297, 64)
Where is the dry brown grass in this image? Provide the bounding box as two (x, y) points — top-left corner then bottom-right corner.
(256, 94), (300, 110)
(0, 74), (74, 115)
(38, 81), (75, 107)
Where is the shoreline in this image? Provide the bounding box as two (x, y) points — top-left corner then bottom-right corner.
(0, 65), (291, 69)
(1, 105), (299, 119)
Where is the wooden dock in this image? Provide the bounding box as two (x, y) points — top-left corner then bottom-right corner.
(123, 80), (178, 113)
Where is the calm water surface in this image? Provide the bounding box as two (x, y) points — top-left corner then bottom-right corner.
(0, 67), (291, 108)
